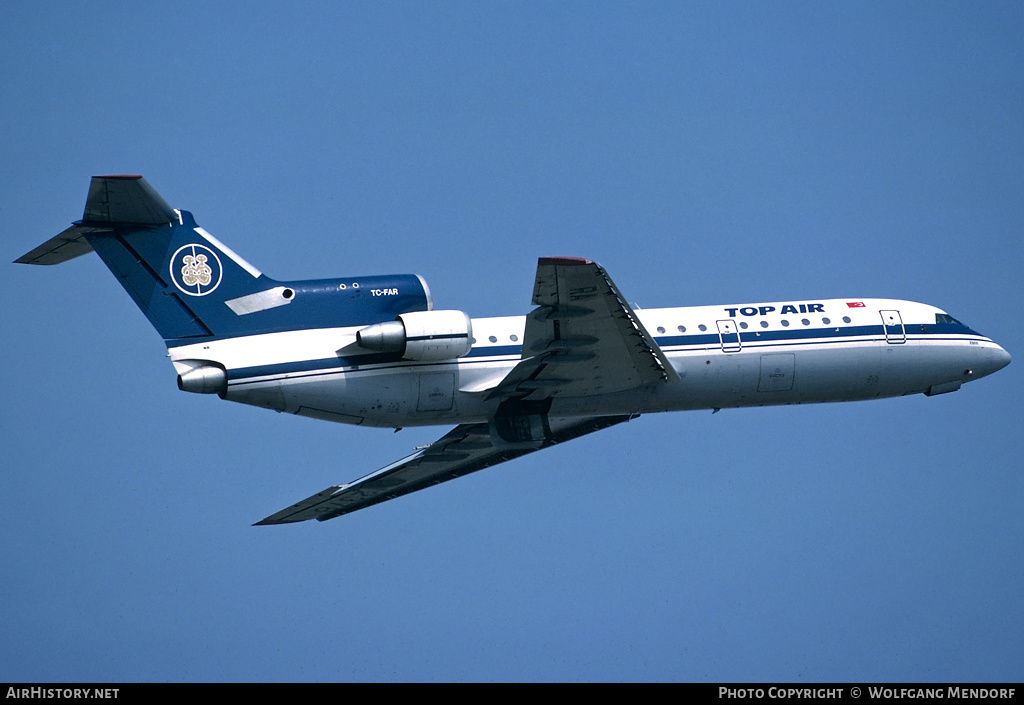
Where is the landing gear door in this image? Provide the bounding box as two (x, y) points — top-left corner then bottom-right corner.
(880, 310), (905, 344)
(716, 319), (741, 353)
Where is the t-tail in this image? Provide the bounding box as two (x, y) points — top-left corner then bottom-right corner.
(16, 176), (434, 346)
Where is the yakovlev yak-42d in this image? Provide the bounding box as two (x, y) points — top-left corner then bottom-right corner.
(17, 176), (1011, 525)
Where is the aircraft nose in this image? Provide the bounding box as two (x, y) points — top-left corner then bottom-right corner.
(969, 343), (1011, 380)
(992, 344), (1011, 372)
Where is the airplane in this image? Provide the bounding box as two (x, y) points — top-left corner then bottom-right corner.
(16, 176), (1011, 525)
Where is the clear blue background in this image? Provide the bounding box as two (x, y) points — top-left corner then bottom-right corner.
(3, 1), (1021, 682)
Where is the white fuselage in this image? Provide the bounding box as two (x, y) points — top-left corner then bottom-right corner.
(168, 297), (1010, 428)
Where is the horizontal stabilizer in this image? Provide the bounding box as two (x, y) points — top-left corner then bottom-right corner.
(14, 224), (108, 265)
(15, 175), (178, 266)
(82, 175), (177, 225)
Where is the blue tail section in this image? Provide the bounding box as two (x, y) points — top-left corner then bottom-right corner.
(16, 176), (432, 345)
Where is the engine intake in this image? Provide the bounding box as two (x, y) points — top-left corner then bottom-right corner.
(356, 310), (473, 361)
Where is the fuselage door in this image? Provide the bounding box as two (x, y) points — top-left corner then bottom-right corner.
(417, 372), (455, 412)
(880, 310), (906, 344)
(758, 353), (795, 392)
(716, 319), (741, 353)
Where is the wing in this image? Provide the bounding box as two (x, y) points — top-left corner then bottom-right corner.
(258, 257), (669, 525)
(475, 257), (678, 400)
(256, 415), (632, 525)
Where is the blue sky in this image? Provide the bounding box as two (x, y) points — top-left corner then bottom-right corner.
(3, 2), (1022, 682)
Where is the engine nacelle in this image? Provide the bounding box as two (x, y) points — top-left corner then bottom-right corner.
(356, 310), (473, 361)
(177, 364), (228, 395)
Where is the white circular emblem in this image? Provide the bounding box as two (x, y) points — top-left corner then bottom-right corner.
(170, 244), (223, 296)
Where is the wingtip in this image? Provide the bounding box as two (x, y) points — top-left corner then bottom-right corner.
(253, 515), (303, 526)
(253, 515), (304, 526)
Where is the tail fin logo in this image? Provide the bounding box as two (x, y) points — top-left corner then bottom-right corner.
(170, 244), (223, 296)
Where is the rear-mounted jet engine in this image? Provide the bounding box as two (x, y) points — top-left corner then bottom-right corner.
(356, 310), (473, 361)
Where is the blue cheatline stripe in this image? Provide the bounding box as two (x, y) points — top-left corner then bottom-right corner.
(222, 326), (990, 386)
(225, 343), (522, 385)
(654, 322), (982, 348)
(226, 350), (523, 386)
(464, 345), (521, 358)
(407, 333), (470, 342)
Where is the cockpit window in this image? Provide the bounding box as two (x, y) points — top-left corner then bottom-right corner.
(935, 313), (963, 326)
